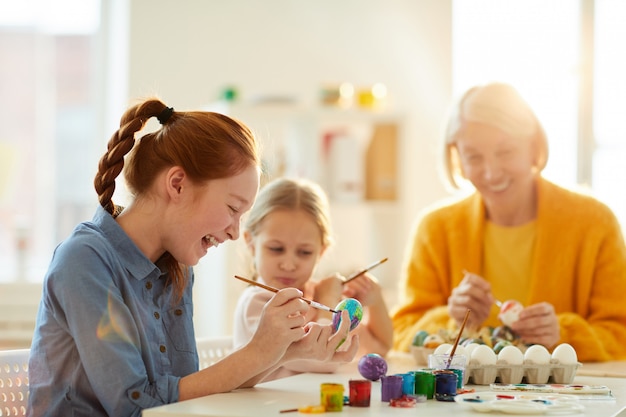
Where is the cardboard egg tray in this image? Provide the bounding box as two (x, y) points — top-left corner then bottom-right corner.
(463, 361), (581, 385)
(410, 346), (580, 385)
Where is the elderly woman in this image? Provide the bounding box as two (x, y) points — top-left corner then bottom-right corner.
(392, 82), (626, 362)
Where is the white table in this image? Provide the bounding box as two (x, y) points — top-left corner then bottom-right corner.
(142, 353), (626, 417)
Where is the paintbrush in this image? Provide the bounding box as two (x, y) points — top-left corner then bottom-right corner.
(342, 257), (388, 285)
(446, 308), (471, 369)
(234, 275), (339, 313)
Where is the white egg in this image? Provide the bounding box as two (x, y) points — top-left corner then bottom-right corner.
(524, 344), (551, 365)
(470, 344), (497, 365)
(444, 345), (467, 358)
(464, 343), (480, 359)
(551, 343), (578, 364)
(433, 343), (453, 355)
(497, 345), (524, 365)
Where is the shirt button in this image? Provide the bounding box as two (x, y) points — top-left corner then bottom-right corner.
(174, 309), (183, 316)
(154, 312), (160, 319)
(146, 281), (153, 290)
(131, 391), (141, 399)
(160, 345), (166, 353)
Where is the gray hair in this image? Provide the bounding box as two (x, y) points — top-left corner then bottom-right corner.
(442, 82), (549, 189)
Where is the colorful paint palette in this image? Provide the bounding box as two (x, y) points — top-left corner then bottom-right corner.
(455, 392), (585, 414)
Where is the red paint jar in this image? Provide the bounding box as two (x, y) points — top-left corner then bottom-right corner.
(349, 379), (371, 407)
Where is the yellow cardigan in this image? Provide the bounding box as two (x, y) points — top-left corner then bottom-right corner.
(391, 178), (626, 362)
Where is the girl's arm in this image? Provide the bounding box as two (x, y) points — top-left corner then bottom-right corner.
(343, 273), (393, 356)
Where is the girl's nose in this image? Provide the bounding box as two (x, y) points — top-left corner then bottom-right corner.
(225, 220), (240, 241)
(279, 259), (296, 272)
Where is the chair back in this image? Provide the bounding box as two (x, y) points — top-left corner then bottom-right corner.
(0, 349), (30, 416)
(196, 336), (233, 370)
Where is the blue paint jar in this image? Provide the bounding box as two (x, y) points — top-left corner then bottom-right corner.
(434, 370), (457, 402)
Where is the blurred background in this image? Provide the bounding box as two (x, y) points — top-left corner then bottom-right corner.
(1, 0), (625, 345)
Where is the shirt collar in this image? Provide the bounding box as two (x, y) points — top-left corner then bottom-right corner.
(92, 205), (162, 281)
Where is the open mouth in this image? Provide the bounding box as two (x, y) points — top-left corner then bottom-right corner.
(203, 235), (219, 248)
(487, 180), (510, 193)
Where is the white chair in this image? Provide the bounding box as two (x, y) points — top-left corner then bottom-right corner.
(196, 336), (233, 370)
(0, 349), (30, 416)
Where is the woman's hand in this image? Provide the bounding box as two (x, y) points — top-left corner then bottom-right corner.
(447, 272), (495, 329)
(510, 302), (560, 348)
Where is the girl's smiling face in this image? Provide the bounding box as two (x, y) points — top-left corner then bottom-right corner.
(245, 208), (326, 291)
(167, 165), (260, 266)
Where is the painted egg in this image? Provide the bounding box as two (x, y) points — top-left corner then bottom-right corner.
(498, 300), (524, 327)
(412, 330), (430, 346)
(423, 333), (445, 349)
(358, 353), (388, 381)
(332, 298), (363, 331)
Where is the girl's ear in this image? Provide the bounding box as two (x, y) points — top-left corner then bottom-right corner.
(166, 166), (186, 199)
(243, 231), (255, 255)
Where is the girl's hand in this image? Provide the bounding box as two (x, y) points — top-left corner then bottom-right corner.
(448, 271), (495, 329)
(510, 302), (560, 348)
(342, 272), (383, 307)
(310, 274), (343, 321)
(249, 288), (309, 363)
(283, 310), (359, 364)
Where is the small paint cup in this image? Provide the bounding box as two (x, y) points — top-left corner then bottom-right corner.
(428, 353), (467, 388)
(413, 369), (435, 399)
(349, 379), (371, 407)
(320, 383), (344, 411)
(396, 372), (415, 395)
(380, 375), (403, 402)
(433, 370), (458, 402)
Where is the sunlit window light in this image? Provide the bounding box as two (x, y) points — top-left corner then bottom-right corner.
(0, 0), (100, 34)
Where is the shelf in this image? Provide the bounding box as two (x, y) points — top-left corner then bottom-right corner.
(212, 101), (401, 204)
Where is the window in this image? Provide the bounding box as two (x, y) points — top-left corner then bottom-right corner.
(452, 0), (626, 228)
(592, 0), (626, 229)
(0, 0), (103, 282)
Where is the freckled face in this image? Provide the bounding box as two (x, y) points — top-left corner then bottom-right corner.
(169, 166), (259, 266)
(247, 209), (325, 291)
(455, 122), (536, 211)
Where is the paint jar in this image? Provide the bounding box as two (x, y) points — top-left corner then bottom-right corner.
(380, 375), (403, 402)
(348, 379), (371, 407)
(433, 370), (458, 402)
(413, 369), (435, 399)
(320, 383), (344, 412)
(396, 372), (415, 395)
(428, 353), (467, 388)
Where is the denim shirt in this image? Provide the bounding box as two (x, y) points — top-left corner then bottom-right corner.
(28, 206), (198, 417)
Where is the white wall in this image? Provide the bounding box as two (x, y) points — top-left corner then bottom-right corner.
(128, 0), (453, 337)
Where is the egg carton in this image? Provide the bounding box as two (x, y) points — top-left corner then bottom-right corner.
(462, 361), (581, 385)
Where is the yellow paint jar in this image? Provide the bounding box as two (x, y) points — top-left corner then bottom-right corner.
(320, 383), (344, 412)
